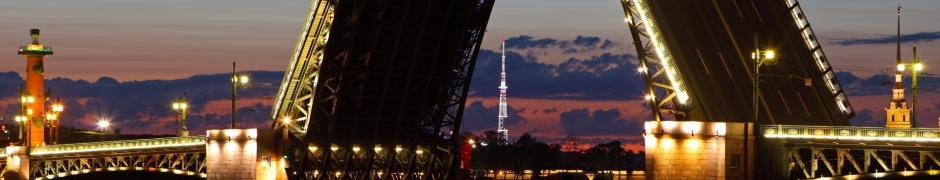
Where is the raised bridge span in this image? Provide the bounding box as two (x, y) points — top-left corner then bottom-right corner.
(624, 0), (940, 179)
(623, 0), (854, 125)
(6, 0), (495, 180)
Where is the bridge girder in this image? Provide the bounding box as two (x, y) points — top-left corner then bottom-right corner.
(620, 0), (686, 121)
(28, 151), (205, 179)
(785, 146), (940, 179)
(763, 125), (940, 179)
(284, 138), (452, 180)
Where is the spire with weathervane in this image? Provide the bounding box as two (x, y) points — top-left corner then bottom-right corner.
(886, 4), (911, 128)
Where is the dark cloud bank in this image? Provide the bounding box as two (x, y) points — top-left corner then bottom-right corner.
(833, 31), (940, 46)
(469, 49), (643, 100)
(835, 71), (940, 96)
(504, 35), (616, 54)
(0, 33), (922, 143)
(0, 35), (646, 137)
(0, 71), (283, 134)
(462, 35), (650, 141)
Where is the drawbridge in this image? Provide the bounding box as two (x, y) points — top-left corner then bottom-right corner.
(2, 1), (494, 180)
(622, 0), (854, 125)
(270, 0), (495, 179)
(619, 0), (940, 179)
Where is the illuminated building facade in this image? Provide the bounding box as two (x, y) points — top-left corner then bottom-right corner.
(644, 121), (754, 179)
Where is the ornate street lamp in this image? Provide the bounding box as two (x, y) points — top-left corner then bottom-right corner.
(750, 37), (776, 180)
(231, 62), (250, 129)
(15, 114), (27, 144)
(909, 47), (923, 127)
(48, 97), (64, 144)
(752, 48), (776, 124)
(172, 92), (189, 137)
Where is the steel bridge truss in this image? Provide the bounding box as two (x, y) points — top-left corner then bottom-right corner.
(764, 125), (940, 178)
(29, 151), (206, 179)
(619, 0), (689, 121)
(620, 0), (856, 122)
(785, 146), (940, 179)
(275, 0), (495, 179)
(3, 136), (210, 179)
(285, 140), (452, 179)
(272, 0), (338, 137)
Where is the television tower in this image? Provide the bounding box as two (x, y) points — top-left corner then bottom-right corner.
(18, 29), (53, 146)
(497, 40), (509, 144)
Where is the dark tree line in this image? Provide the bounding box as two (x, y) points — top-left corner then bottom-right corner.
(463, 131), (644, 179)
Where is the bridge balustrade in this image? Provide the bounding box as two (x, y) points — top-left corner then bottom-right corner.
(14, 136), (208, 179)
(762, 125), (940, 141)
(30, 136), (205, 156)
(761, 125), (940, 179)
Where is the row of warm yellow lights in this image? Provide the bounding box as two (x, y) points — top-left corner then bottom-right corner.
(897, 62), (925, 71)
(14, 95), (64, 121)
(813, 169), (938, 180)
(313, 170), (424, 178)
(644, 121), (728, 137)
(786, 1), (852, 114)
(30, 140), (204, 156)
(36, 136), (205, 151)
(39, 167), (205, 180)
(231, 75), (249, 84)
(21, 95), (35, 104)
(630, 0), (689, 104)
(308, 145), (424, 154)
(172, 102), (188, 110)
(14, 113), (60, 122)
(764, 134), (940, 142)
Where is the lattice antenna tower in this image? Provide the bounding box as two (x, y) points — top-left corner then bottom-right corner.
(497, 40), (509, 144)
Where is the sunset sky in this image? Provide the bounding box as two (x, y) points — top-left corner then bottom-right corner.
(3, 0), (940, 150)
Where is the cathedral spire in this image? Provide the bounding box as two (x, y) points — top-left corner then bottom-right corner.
(886, 4), (911, 128)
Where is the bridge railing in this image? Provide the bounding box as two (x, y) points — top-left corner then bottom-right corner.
(762, 125), (940, 141)
(30, 136), (206, 156)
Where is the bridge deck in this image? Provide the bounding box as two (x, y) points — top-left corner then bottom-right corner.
(638, 0), (852, 125)
(22, 136), (205, 159)
(760, 125), (940, 179)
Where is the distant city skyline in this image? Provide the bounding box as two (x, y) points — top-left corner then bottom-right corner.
(3, 0), (940, 150)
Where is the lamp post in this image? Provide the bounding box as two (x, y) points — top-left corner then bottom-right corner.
(752, 47), (775, 124)
(911, 47), (923, 127)
(231, 62), (249, 129)
(44, 113), (57, 143)
(15, 115), (26, 145)
(19, 87), (35, 145)
(751, 37), (775, 180)
(48, 97), (63, 144)
(172, 92), (189, 137)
